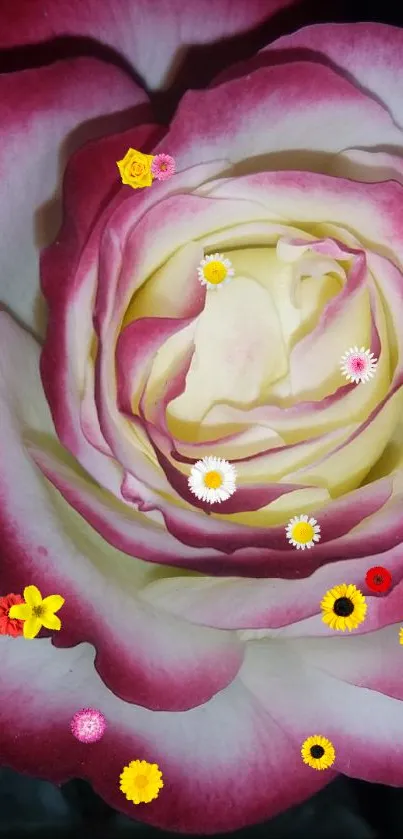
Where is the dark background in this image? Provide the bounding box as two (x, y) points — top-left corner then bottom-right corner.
(1, 0), (403, 836)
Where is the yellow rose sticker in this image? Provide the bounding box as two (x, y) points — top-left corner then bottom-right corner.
(116, 148), (154, 189)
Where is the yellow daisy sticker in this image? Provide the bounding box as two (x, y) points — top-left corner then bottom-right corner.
(119, 759), (163, 805)
(286, 514), (321, 550)
(197, 253), (234, 289)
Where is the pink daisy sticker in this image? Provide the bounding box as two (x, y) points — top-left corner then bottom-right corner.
(151, 153), (176, 181)
(70, 708), (106, 743)
(340, 346), (378, 384)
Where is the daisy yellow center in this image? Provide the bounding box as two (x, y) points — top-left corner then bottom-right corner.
(291, 522), (314, 544)
(134, 774), (148, 789)
(204, 470), (223, 489)
(203, 261), (227, 285)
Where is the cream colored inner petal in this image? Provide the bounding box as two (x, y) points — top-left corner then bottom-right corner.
(165, 243), (358, 442)
(280, 286), (372, 404)
(168, 273), (287, 426)
(363, 396), (403, 483)
(122, 241), (205, 326)
(328, 148), (403, 187)
(217, 486), (331, 528)
(197, 220), (315, 251)
(108, 201), (398, 527)
(141, 322), (196, 418)
(201, 260), (390, 448)
(283, 388), (403, 497)
(230, 247), (343, 348)
(149, 419), (357, 490)
(178, 426), (285, 460)
(237, 424), (358, 483)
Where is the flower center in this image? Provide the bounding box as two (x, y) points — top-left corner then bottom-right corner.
(333, 597), (354, 617)
(130, 162), (144, 177)
(351, 355), (365, 372)
(310, 745), (325, 759)
(203, 260), (227, 285)
(373, 574), (384, 585)
(291, 522), (314, 544)
(204, 470), (223, 489)
(32, 605), (44, 617)
(134, 774), (148, 789)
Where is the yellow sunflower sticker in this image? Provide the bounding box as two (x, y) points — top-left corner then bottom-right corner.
(320, 583), (367, 631)
(301, 735), (336, 770)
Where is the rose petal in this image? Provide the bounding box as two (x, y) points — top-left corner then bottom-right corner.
(2, 626), (403, 832)
(160, 57), (403, 171)
(142, 426), (302, 514)
(40, 122), (161, 498)
(140, 545), (403, 634)
(0, 0), (297, 90)
(0, 636), (324, 832)
(116, 317), (196, 416)
(41, 161), (228, 495)
(0, 313), (245, 708)
(169, 275), (287, 425)
(330, 149), (403, 185)
(266, 22), (403, 129)
(30, 433), (397, 577)
(0, 57), (148, 334)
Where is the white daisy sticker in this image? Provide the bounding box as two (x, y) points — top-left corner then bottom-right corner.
(197, 253), (234, 289)
(188, 456), (237, 504)
(286, 515), (321, 550)
(340, 346), (378, 384)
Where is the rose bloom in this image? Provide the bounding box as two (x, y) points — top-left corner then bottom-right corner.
(1, 2), (403, 834)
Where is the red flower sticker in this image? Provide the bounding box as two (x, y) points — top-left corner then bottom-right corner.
(365, 566), (392, 594)
(0, 593), (24, 637)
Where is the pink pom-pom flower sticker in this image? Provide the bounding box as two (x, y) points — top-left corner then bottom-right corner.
(151, 153), (176, 181)
(70, 708), (106, 743)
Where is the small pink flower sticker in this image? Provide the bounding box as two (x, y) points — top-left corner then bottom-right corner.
(340, 346), (377, 384)
(151, 153), (176, 181)
(70, 708), (106, 743)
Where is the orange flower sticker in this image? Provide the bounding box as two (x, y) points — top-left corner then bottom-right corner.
(0, 593), (24, 637)
(116, 148), (154, 189)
